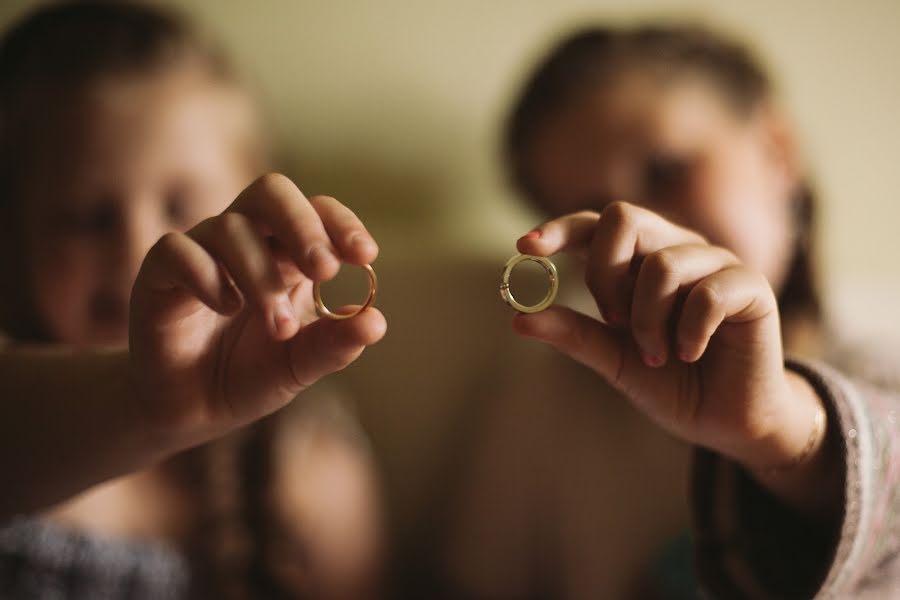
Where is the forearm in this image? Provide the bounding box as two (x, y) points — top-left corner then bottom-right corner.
(0, 348), (182, 518)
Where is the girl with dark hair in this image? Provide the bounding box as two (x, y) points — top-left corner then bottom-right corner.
(450, 24), (900, 599)
(0, 2), (385, 598)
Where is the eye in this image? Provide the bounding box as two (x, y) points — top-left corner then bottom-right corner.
(52, 203), (117, 237)
(641, 155), (689, 199)
(164, 184), (194, 229)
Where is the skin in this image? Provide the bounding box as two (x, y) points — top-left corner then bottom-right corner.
(22, 69), (260, 347)
(514, 70), (840, 518)
(0, 174), (387, 518)
(1, 68), (388, 558)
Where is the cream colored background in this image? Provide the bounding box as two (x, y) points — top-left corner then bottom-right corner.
(3, 0), (899, 551)
(3, 1), (897, 292)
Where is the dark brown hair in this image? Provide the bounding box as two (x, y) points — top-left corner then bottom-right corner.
(0, 2), (297, 597)
(505, 24), (821, 329)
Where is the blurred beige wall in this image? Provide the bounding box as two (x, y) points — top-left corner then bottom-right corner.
(2, 0), (899, 550)
(189, 0), (900, 341)
(3, 1), (897, 306)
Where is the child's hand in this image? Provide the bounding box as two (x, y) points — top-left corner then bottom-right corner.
(514, 202), (825, 473)
(129, 173), (386, 446)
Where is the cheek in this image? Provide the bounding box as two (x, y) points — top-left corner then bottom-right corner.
(687, 144), (794, 289)
(28, 237), (101, 344)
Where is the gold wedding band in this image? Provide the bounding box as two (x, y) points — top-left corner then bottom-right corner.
(500, 254), (558, 313)
(313, 264), (378, 320)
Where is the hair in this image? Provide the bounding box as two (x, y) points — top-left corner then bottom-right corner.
(0, 0), (237, 199)
(0, 2), (294, 597)
(505, 23), (821, 331)
(0, 0), (271, 341)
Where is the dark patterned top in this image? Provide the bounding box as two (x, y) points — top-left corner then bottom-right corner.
(693, 357), (900, 599)
(0, 516), (190, 599)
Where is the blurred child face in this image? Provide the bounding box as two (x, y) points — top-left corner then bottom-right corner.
(524, 70), (800, 293)
(21, 70), (260, 347)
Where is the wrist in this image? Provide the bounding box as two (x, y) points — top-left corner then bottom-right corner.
(758, 370), (828, 472)
(732, 369), (827, 472)
(739, 369), (842, 518)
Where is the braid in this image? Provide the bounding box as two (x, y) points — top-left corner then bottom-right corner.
(240, 416), (301, 599)
(183, 418), (308, 599)
(182, 435), (253, 599)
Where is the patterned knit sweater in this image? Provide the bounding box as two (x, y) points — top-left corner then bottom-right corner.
(694, 356), (900, 599)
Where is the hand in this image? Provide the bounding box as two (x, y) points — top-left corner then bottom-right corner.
(129, 173), (386, 446)
(513, 202), (824, 471)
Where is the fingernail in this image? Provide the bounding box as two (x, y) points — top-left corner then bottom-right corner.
(677, 347), (693, 362)
(600, 308), (619, 326)
(273, 295), (296, 336)
(511, 313), (538, 338)
(642, 351), (665, 368)
(348, 232), (365, 249)
(520, 230), (541, 241)
(307, 244), (335, 272)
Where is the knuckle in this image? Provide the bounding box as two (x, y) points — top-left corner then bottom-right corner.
(748, 270), (778, 313)
(601, 201), (634, 229)
(688, 229), (709, 246)
(154, 231), (182, 254)
(256, 172), (295, 195)
(644, 250), (679, 283)
(216, 211), (248, 237)
(310, 194), (339, 207)
(574, 209), (602, 221)
(719, 247), (741, 265)
(693, 283), (721, 313)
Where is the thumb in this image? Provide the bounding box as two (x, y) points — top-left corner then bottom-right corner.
(512, 306), (624, 385)
(285, 307), (387, 391)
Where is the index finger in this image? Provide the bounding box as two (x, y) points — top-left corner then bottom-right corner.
(585, 201), (706, 325)
(309, 195), (378, 266)
(227, 173), (340, 282)
(516, 210), (601, 258)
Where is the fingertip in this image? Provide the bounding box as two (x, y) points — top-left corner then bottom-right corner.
(511, 312), (531, 335)
(608, 309), (627, 328)
(641, 350), (666, 368)
(345, 233), (379, 265)
(677, 344), (702, 363)
(516, 239), (535, 255)
(306, 244), (341, 281)
(511, 312), (551, 340)
(354, 307), (387, 344)
(320, 307), (386, 346)
(516, 230), (542, 255)
(269, 295), (299, 340)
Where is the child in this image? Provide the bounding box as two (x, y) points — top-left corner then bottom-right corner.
(450, 25), (900, 599)
(0, 2), (385, 598)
